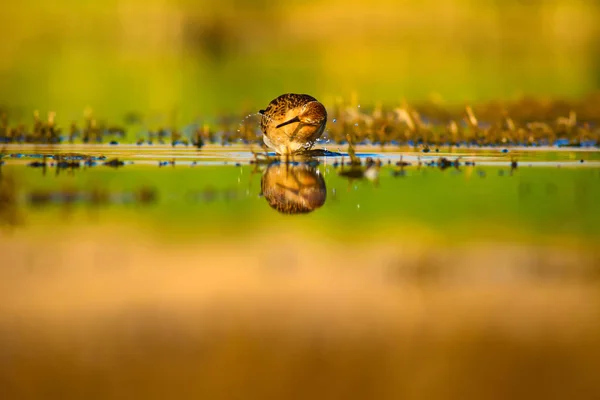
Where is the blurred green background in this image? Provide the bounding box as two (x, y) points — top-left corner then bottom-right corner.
(1, 0), (599, 122)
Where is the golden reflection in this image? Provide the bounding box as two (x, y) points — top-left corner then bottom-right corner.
(261, 163), (326, 214)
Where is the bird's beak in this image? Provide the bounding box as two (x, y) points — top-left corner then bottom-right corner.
(276, 116), (301, 129)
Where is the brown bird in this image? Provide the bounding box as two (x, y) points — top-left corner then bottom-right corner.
(259, 93), (327, 155)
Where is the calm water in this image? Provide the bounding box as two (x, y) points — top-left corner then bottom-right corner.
(2, 144), (600, 400)
(1, 144), (599, 240)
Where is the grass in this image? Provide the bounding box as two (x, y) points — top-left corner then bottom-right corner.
(2, 94), (600, 147)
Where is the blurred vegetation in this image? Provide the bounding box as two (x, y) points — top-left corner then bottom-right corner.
(2, 94), (599, 146)
(1, 0), (599, 124)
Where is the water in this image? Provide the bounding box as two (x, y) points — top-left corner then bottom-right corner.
(2, 144), (599, 238)
(3, 143), (598, 165)
(2, 143), (600, 399)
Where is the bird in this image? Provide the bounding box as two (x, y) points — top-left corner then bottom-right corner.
(259, 93), (327, 155)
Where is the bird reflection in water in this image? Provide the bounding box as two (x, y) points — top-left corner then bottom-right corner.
(261, 163), (326, 214)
